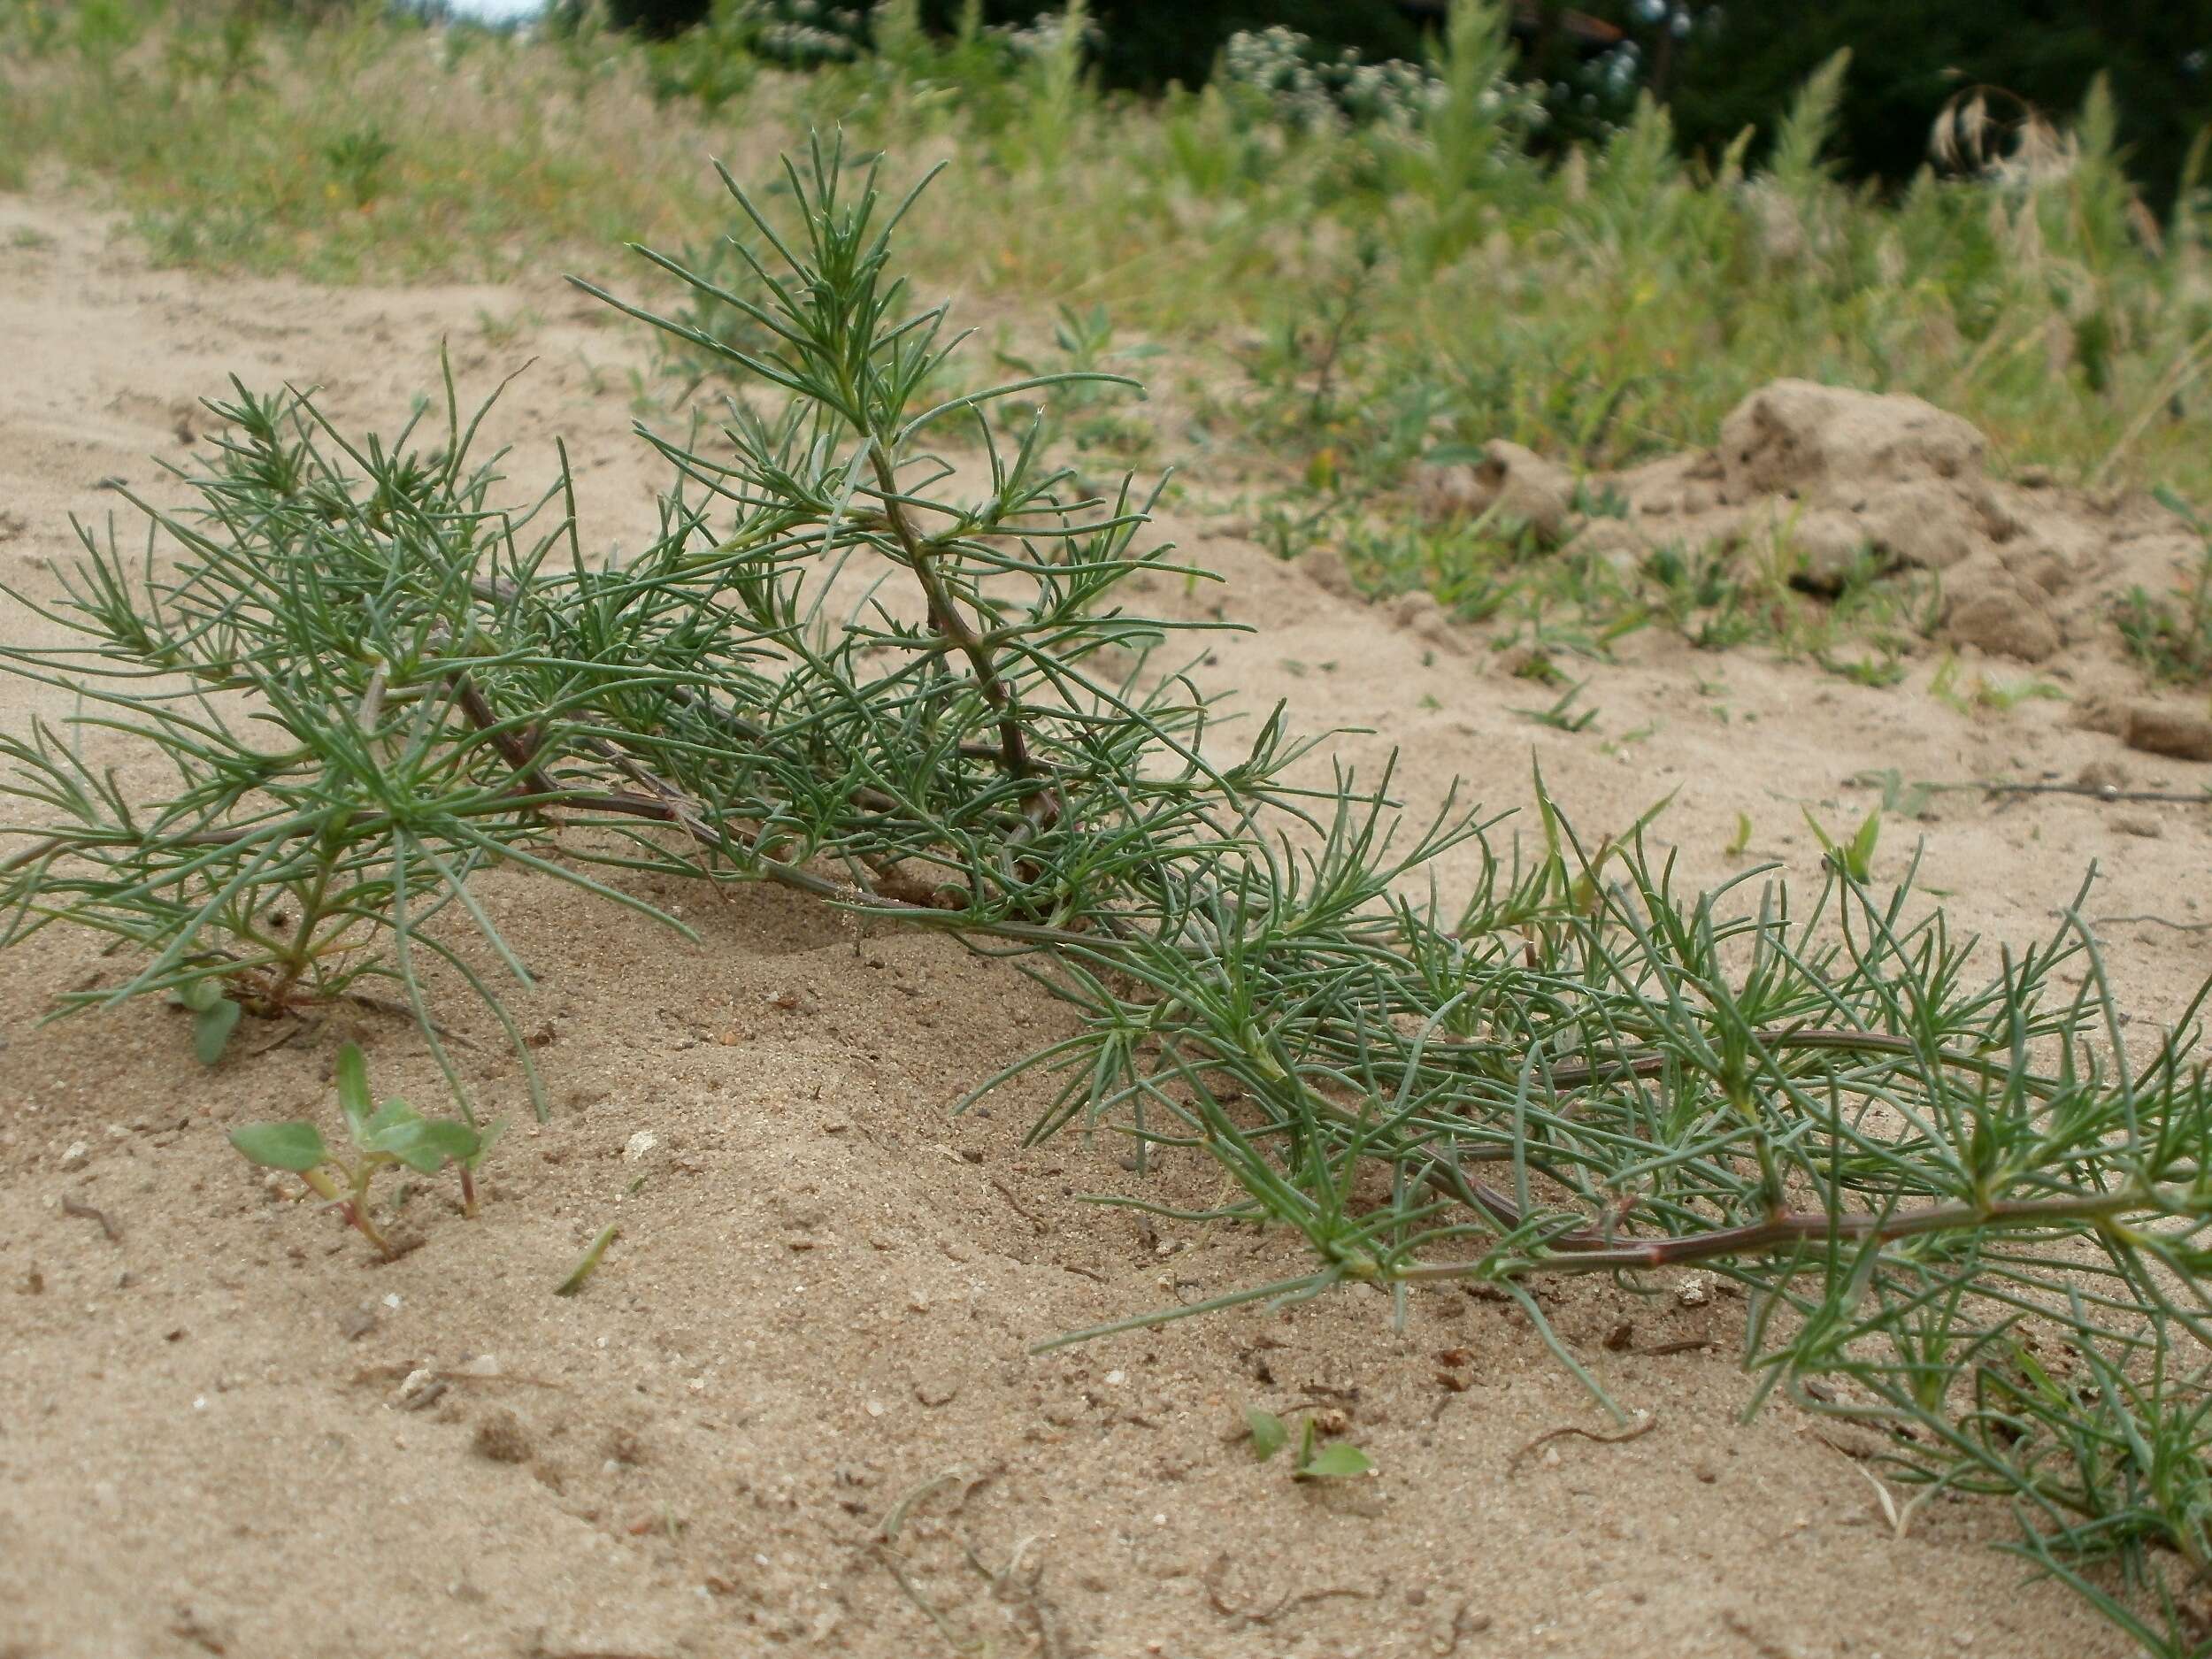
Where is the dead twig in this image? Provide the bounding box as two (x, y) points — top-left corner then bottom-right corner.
(1507, 1413), (1657, 1477)
(1201, 1553), (1379, 1627)
(1980, 781), (2208, 804)
(342, 991), (480, 1049)
(246, 1016), (311, 1057)
(990, 1177), (1048, 1234)
(348, 1363), (566, 1389)
(60, 1194), (121, 1243)
(871, 1471), (984, 1656)
(960, 1533), (1068, 1659)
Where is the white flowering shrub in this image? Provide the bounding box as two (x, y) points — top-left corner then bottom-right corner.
(1217, 24), (1536, 138)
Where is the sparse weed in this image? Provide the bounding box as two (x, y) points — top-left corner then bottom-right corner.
(229, 1041), (499, 1256)
(320, 124), (397, 209)
(1856, 768), (1938, 818)
(1801, 803), (1882, 882)
(1244, 1404), (1375, 1480)
(1932, 652), (2071, 714)
(172, 976), (242, 1065)
(2117, 489), (2212, 683)
(1512, 679), (1599, 733)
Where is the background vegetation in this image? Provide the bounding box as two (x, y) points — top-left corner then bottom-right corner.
(598, 0), (2207, 211)
(5, 0), (2204, 501)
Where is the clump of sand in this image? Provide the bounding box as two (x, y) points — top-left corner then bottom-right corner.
(1420, 376), (2212, 756)
(1430, 380), (2196, 658)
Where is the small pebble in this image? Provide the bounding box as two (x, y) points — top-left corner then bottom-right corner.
(58, 1141), (88, 1170)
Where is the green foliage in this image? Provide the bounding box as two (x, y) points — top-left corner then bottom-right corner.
(1243, 1403), (1287, 1461)
(8, 135), (2212, 1655)
(1801, 803), (1880, 882)
(1293, 1429), (1373, 1481)
(2117, 491), (2212, 684)
(1512, 679), (1598, 733)
(228, 1041), (495, 1256)
(642, 0), (869, 106)
(1765, 48), (1850, 194)
(1243, 1405), (1373, 1479)
(319, 123), (396, 207)
(6, 0), (2208, 508)
(1215, 25), (1440, 136)
(172, 976), (242, 1065)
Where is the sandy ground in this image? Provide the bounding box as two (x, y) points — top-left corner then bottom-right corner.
(2, 188), (2208, 1659)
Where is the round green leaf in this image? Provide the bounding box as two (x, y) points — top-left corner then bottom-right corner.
(174, 978), (225, 1014)
(379, 1118), (478, 1173)
(229, 1121), (328, 1173)
(1294, 1442), (1373, 1480)
(1245, 1406), (1288, 1462)
(413, 1120), (482, 1164)
(193, 996), (242, 1065)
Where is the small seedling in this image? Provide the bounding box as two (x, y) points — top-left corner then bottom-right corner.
(1600, 722), (1655, 757)
(171, 976), (241, 1064)
(228, 1042), (495, 1257)
(1929, 651), (1963, 708)
(1292, 1419), (1373, 1479)
(1724, 811), (1752, 858)
(1802, 805), (1880, 883)
(555, 1222), (621, 1295)
(1932, 651), (2068, 714)
(1244, 1405), (1374, 1479)
(1854, 768), (1936, 819)
(2116, 488), (2212, 683)
(1512, 680), (1598, 733)
(1819, 649), (1907, 688)
(1973, 677), (2067, 713)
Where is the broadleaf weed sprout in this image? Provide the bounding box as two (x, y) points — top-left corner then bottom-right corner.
(5, 135), (2212, 1652)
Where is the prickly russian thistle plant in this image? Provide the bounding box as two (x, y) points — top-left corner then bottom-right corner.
(4, 138), (2212, 1654)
